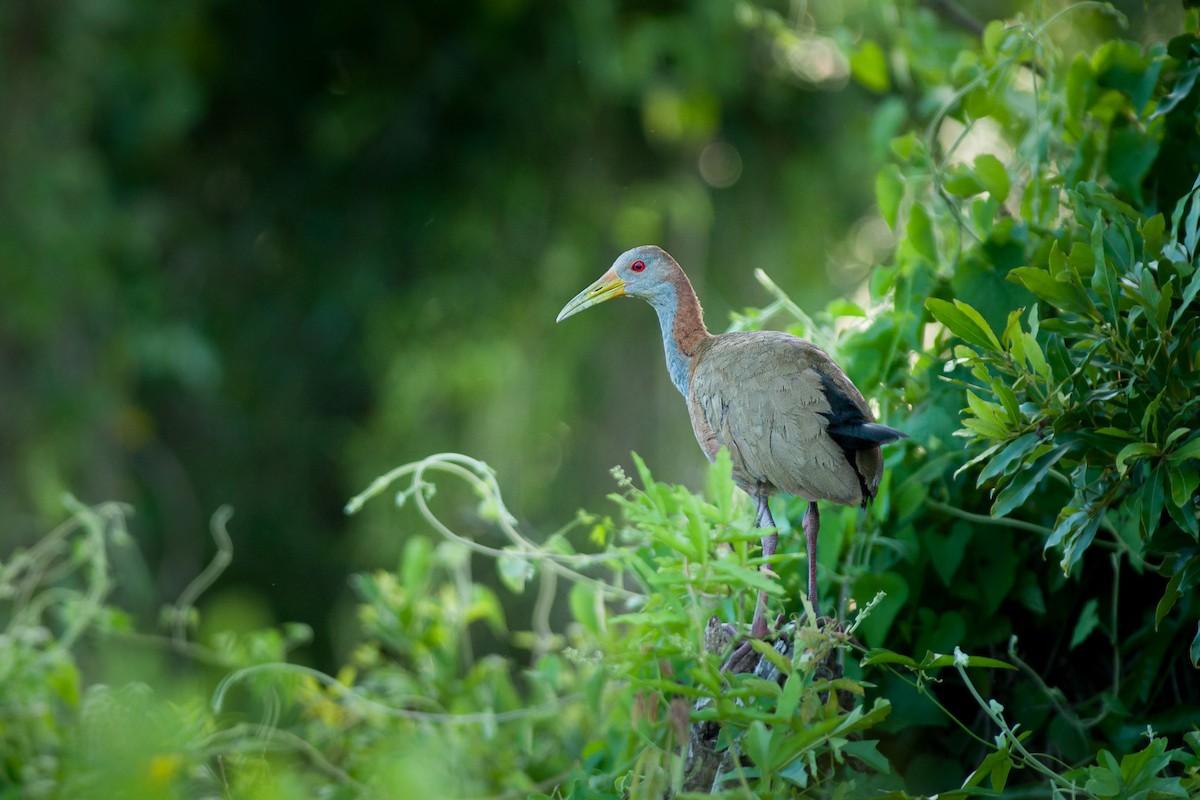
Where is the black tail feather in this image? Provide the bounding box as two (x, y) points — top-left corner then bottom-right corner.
(827, 421), (907, 448)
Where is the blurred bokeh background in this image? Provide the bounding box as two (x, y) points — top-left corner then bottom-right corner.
(0, 0), (1179, 665)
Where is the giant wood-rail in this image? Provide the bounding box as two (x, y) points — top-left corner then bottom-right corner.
(557, 245), (905, 642)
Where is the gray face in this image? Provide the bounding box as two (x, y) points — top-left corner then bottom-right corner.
(607, 245), (679, 306)
(555, 244), (678, 322)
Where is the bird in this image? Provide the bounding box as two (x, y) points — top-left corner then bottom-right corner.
(556, 245), (905, 646)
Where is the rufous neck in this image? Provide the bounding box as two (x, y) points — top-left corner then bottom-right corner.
(647, 270), (711, 398)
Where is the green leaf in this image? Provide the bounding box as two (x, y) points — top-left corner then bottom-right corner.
(993, 379), (1022, 422)
(1047, 509), (1104, 573)
(1070, 598), (1100, 649)
(1118, 738), (1178, 788)
(401, 536), (433, 596)
(1069, 239), (1095, 274)
(826, 298), (866, 318)
(970, 195), (999, 236)
(907, 203), (937, 261)
(851, 40), (890, 93)
(1156, 568), (1184, 629)
(46, 658), (82, 709)
(706, 446), (737, 518)
(1002, 306), (1026, 349)
(1170, 173), (1200, 255)
(1116, 442), (1159, 475)
(1175, 260), (1200, 326)
(926, 298), (1002, 352)
(977, 432), (1041, 487)
(467, 585), (506, 633)
(890, 132), (922, 161)
(1021, 174), (1058, 228)
(1086, 764), (1121, 796)
(1166, 426), (1192, 449)
(497, 551), (535, 593)
(962, 413), (1010, 440)
(992, 444), (1071, 518)
(1169, 436), (1200, 464)
(928, 523), (973, 586)
(569, 582), (601, 636)
(1008, 267), (1095, 315)
(860, 648), (919, 668)
(943, 165), (985, 197)
(841, 698), (893, 732)
(974, 154), (1010, 203)
(631, 451), (657, 494)
(744, 720), (774, 770)
(974, 539), (1019, 617)
(1142, 466), (1166, 537)
(1016, 572), (1046, 614)
(964, 749), (1014, 790)
(777, 756), (810, 788)
(1169, 503), (1199, 540)
(1092, 39), (1162, 113)
(1022, 332), (1048, 378)
(749, 638), (792, 674)
(1168, 465), (1199, 507)
(876, 165), (904, 229)
(1106, 126), (1160, 203)
(841, 739), (891, 775)
(991, 751), (1013, 791)
(954, 300), (1003, 352)
(1180, 196), (1200, 261)
(777, 671), (805, 719)
(1066, 54), (1095, 130)
(1191, 624), (1200, 668)
(981, 20), (1007, 57)
(1141, 213), (1167, 256)
(1151, 60), (1200, 120)
(1091, 220), (1121, 319)
(920, 652), (1017, 670)
(1142, 392), (1164, 442)
(710, 559), (784, 595)
(966, 390), (1009, 432)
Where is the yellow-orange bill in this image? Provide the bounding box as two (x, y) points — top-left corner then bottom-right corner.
(555, 271), (626, 322)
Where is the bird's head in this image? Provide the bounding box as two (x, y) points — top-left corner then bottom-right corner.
(556, 245), (680, 322)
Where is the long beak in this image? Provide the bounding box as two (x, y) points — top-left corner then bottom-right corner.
(555, 270), (626, 322)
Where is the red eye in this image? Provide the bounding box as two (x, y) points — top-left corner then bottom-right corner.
(631, 260), (646, 272)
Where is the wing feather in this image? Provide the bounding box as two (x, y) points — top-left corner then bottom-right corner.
(687, 332), (873, 505)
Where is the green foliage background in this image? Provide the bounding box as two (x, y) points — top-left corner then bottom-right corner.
(2, 0), (1200, 797)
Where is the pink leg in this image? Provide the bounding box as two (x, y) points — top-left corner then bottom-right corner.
(803, 502), (820, 614)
